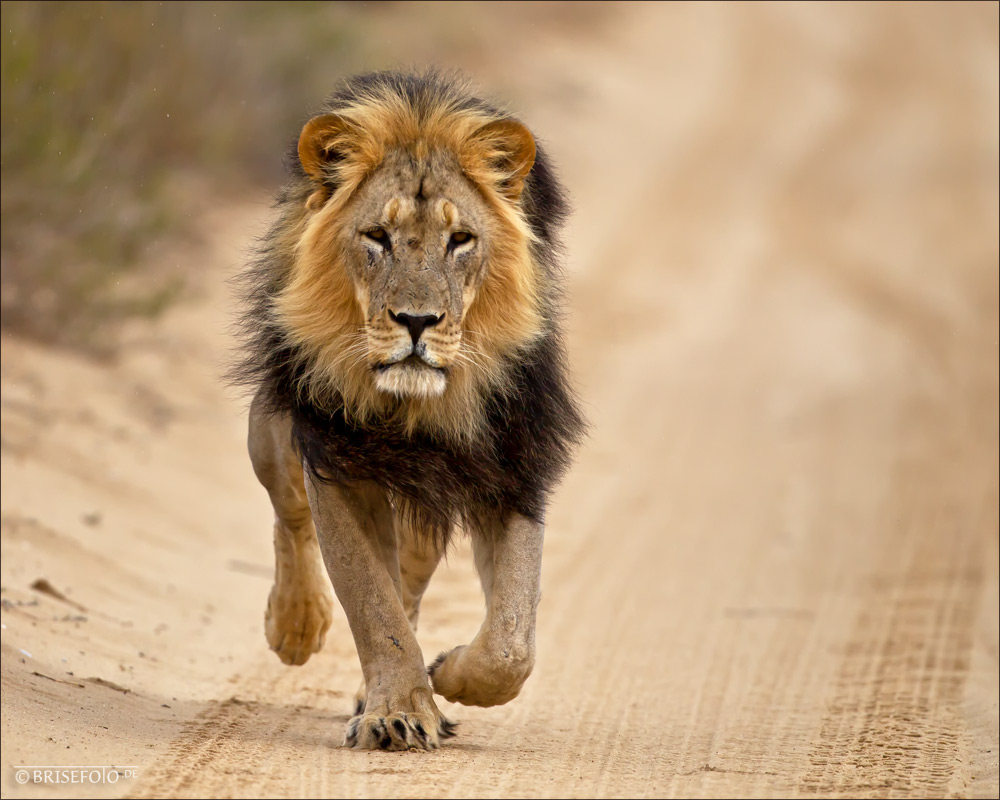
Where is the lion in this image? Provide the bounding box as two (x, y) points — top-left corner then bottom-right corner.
(235, 71), (584, 751)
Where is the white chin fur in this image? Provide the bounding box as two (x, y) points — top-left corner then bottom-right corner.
(374, 364), (447, 398)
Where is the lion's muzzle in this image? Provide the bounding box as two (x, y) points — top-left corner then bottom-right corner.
(369, 305), (456, 398)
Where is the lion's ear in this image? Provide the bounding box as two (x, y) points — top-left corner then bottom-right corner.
(466, 119), (536, 202)
(298, 113), (354, 185)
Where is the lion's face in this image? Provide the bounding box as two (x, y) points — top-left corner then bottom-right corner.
(340, 150), (493, 399)
(275, 102), (545, 438)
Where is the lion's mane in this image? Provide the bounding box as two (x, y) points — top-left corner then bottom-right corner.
(235, 71), (584, 539)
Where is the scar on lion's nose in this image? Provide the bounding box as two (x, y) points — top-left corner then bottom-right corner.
(407, 238), (420, 249)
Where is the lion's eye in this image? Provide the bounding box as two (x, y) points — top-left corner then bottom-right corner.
(363, 227), (390, 247)
(448, 231), (474, 251)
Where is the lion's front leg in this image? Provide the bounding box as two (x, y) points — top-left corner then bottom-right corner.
(429, 512), (542, 707)
(306, 475), (453, 750)
(352, 513), (446, 715)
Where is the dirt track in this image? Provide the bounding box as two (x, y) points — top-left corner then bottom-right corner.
(1, 3), (997, 798)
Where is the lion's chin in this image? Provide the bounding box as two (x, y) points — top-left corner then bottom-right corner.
(374, 362), (447, 399)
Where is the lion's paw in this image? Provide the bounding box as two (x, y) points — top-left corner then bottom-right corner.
(428, 644), (532, 707)
(264, 579), (334, 666)
(344, 711), (456, 751)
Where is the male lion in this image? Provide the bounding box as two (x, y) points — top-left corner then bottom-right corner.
(236, 71), (583, 751)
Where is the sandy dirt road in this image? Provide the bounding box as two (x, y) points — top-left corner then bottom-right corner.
(2, 3), (997, 798)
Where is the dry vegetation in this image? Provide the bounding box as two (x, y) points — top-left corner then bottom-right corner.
(1, 1), (611, 351)
(0, 1), (401, 350)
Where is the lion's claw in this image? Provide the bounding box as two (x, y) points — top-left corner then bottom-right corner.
(344, 711), (454, 751)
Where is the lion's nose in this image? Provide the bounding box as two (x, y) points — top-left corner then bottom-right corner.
(389, 311), (443, 345)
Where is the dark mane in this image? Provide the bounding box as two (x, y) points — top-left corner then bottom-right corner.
(233, 70), (584, 540)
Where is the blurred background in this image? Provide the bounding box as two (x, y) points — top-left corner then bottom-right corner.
(1, 0), (609, 350)
(1, 3), (997, 798)
(0, 0), (530, 348)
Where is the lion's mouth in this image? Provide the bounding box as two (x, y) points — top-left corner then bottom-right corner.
(373, 354), (447, 398)
(375, 353), (445, 373)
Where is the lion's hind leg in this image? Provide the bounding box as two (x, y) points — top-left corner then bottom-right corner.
(248, 394), (334, 666)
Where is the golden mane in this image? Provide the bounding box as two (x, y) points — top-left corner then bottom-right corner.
(271, 77), (547, 442)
